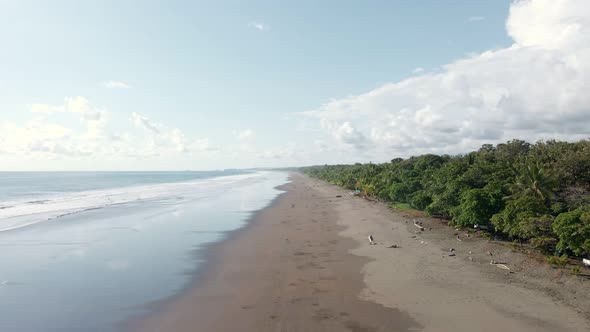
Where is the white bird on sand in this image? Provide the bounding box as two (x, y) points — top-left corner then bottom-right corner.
(368, 235), (375, 245)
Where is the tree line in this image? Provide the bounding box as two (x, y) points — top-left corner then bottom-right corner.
(302, 139), (590, 257)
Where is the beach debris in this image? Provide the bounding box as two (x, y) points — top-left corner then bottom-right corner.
(413, 220), (424, 231)
(429, 227), (432, 231)
(387, 244), (398, 248)
(411, 235), (416, 238)
(448, 253), (456, 257)
(583, 258), (590, 267)
(420, 240), (428, 244)
(469, 257), (473, 261)
(469, 251), (473, 254)
(487, 251), (493, 256)
(490, 260), (511, 271)
(351, 190), (361, 197)
(474, 224), (489, 230)
(449, 248), (455, 252)
(456, 236), (462, 242)
(368, 235), (375, 245)
(336, 195), (342, 198)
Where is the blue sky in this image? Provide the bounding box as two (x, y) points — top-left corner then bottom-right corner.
(1, 0), (588, 170)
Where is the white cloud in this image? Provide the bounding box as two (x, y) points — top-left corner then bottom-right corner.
(0, 97), (110, 157)
(1, 99), (213, 162)
(507, 0), (589, 49)
(131, 112), (211, 153)
(104, 81), (130, 89)
(468, 16), (485, 22)
(236, 129), (254, 140)
(412, 67), (425, 74)
(0, 117), (88, 157)
(302, 0), (590, 160)
(31, 104), (65, 113)
(188, 138), (212, 152)
(31, 96), (103, 121)
(248, 21), (269, 31)
(323, 121), (369, 150)
(258, 149), (291, 159)
(256, 143), (301, 160)
(132, 112), (160, 134)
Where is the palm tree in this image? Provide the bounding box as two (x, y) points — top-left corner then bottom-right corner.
(509, 159), (555, 204)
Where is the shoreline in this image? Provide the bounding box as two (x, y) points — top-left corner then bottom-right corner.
(128, 173), (420, 331)
(122, 177), (291, 330)
(129, 173), (590, 331)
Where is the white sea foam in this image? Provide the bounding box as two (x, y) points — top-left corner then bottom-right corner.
(0, 172), (263, 232)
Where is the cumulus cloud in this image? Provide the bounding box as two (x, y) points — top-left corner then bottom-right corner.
(0, 97), (111, 157)
(1, 99), (213, 160)
(31, 104), (65, 113)
(412, 67), (425, 74)
(258, 149), (290, 159)
(256, 143), (301, 160)
(0, 117), (89, 157)
(103, 81), (130, 89)
(302, 0), (590, 159)
(132, 112), (160, 134)
(131, 112), (211, 153)
(236, 129), (254, 140)
(31, 96), (104, 125)
(319, 120), (370, 150)
(188, 138), (212, 152)
(248, 21), (269, 31)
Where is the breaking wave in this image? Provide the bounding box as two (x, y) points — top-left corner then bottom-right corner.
(0, 172), (262, 232)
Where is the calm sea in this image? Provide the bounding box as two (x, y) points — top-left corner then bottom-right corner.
(0, 171), (289, 331)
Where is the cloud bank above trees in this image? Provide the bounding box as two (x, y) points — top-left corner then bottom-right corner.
(302, 0), (590, 159)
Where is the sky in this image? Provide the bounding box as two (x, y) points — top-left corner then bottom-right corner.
(0, 0), (588, 171)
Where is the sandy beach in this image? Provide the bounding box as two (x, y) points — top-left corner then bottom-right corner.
(132, 173), (590, 331)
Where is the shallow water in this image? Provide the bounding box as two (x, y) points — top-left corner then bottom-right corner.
(0, 171), (288, 331)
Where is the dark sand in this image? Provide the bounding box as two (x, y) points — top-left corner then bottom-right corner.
(131, 174), (419, 331)
(131, 173), (589, 332)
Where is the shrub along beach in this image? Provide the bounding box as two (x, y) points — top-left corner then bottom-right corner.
(303, 139), (590, 260)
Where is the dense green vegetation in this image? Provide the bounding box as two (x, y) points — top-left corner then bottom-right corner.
(302, 139), (590, 257)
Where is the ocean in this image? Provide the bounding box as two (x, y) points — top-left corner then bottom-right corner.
(0, 171), (289, 331)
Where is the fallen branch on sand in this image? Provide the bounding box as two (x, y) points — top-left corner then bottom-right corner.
(413, 221), (424, 231)
(490, 260), (511, 271)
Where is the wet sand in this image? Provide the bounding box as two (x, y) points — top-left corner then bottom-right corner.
(132, 173), (589, 332)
